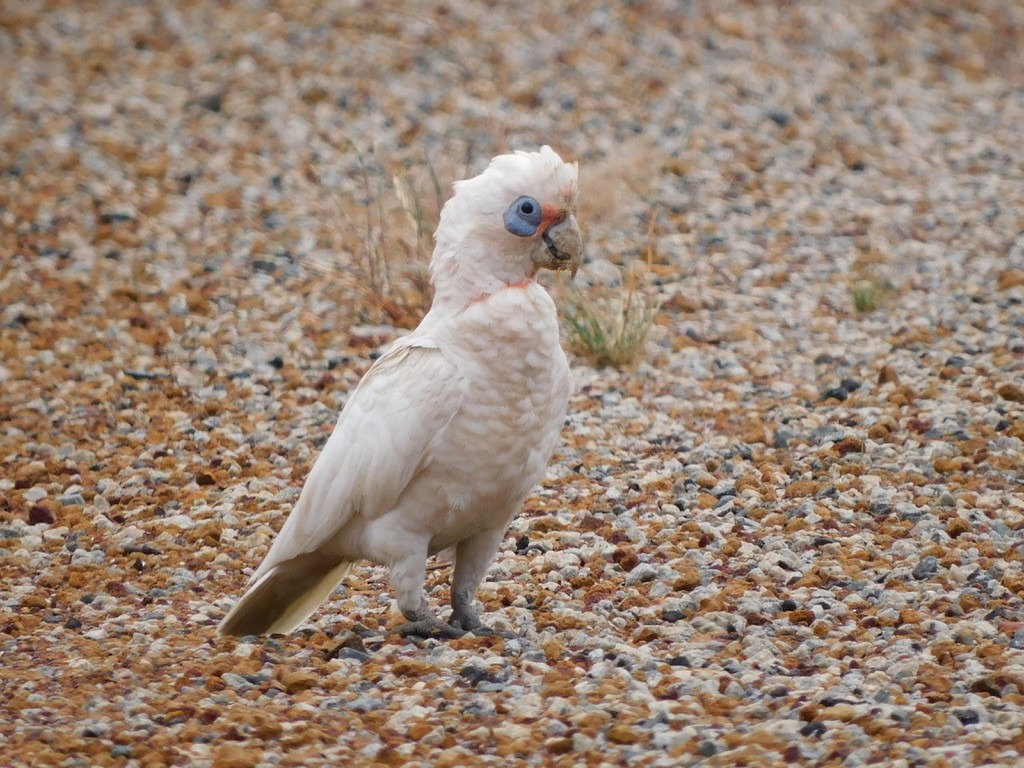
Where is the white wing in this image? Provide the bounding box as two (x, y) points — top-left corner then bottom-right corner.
(248, 336), (466, 584)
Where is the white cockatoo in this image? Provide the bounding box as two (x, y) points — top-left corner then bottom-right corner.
(219, 146), (583, 639)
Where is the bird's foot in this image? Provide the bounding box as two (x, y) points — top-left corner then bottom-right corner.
(392, 613), (467, 640)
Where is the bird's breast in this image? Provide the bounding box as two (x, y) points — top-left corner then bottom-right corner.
(428, 283), (570, 512)
(448, 282), (566, 393)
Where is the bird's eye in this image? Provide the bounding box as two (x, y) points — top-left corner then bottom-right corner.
(504, 196), (543, 237)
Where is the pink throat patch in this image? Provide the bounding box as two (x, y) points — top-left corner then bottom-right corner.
(464, 279), (535, 309)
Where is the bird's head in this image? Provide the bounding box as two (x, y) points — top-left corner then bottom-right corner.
(431, 146), (583, 302)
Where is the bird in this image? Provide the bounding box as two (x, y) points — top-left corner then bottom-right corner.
(218, 146), (583, 639)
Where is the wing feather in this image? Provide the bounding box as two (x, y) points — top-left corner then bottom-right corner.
(247, 337), (465, 584)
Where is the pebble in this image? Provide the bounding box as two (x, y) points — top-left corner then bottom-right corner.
(221, 673), (253, 690)
(22, 487), (47, 503)
(1011, 628), (1024, 651)
(912, 556), (940, 581)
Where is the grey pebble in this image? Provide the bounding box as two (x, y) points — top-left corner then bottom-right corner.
(625, 563), (658, 585)
(347, 695), (387, 712)
(953, 709), (980, 725)
(23, 487), (47, 503)
(896, 503), (925, 522)
(221, 673), (253, 690)
(333, 647), (370, 663)
(912, 556), (940, 580)
(1011, 627), (1024, 650)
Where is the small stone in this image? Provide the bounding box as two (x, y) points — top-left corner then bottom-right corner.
(212, 743), (260, 768)
(896, 503), (925, 522)
(773, 429), (794, 448)
(79, 722), (110, 738)
(934, 456), (969, 474)
(800, 721), (827, 737)
(348, 695), (386, 712)
(435, 747), (475, 768)
(220, 673), (252, 690)
(71, 549), (105, 566)
(28, 505), (55, 525)
(878, 365), (900, 385)
(996, 382), (1024, 402)
(836, 437), (864, 455)
(969, 677), (1002, 696)
(326, 631), (370, 658)
(912, 556), (939, 580)
(1011, 627), (1024, 650)
(606, 723), (642, 744)
(332, 647), (370, 663)
(997, 269), (1024, 290)
(785, 480), (822, 499)
(625, 563), (657, 585)
(697, 740), (718, 756)
(673, 566), (701, 591)
(710, 480), (736, 498)
(612, 546), (640, 572)
(786, 609), (817, 625)
(460, 665), (505, 686)
(23, 487), (47, 503)
(947, 518), (972, 538)
(820, 387), (848, 402)
(278, 668), (319, 693)
(168, 294), (189, 316)
(953, 709), (980, 725)
(820, 704), (859, 722)
(392, 658), (432, 677)
(544, 736), (575, 754)
(811, 425), (847, 444)
(14, 460), (47, 487)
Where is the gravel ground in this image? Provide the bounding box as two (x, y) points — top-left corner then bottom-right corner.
(3, 1), (1024, 766)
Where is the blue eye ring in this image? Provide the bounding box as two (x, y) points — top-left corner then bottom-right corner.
(504, 196), (543, 237)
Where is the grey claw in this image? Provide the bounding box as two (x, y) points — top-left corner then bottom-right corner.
(392, 618), (466, 640)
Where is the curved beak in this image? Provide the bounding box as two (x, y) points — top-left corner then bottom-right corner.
(539, 214), (584, 278)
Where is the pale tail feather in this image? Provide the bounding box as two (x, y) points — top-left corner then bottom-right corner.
(218, 554), (354, 637)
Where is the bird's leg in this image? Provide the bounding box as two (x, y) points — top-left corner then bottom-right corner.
(450, 589), (495, 635)
(388, 544), (465, 639)
(450, 527), (514, 637)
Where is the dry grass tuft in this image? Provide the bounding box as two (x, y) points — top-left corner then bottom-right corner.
(561, 277), (658, 369)
(850, 236), (896, 314)
(294, 146), (470, 327)
(559, 211), (661, 370)
(851, 276), (885, 312)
